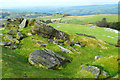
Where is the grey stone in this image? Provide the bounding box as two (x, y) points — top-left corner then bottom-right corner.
(75, 41), (86, 47)
(37, 42), (47, 47)
(0, 41), (11, 46)
(70, 39), (75, 46)
(81, 65), (100, 79)
(81, 65), (108, 79)
(16, 32), (23, 40)
(29, 49), (69, 69)
(101, 71), (108, 77)
(95, 56), (102, 60)
(27, 33), (32, 36)
(75, 44), (81, 47)
(19, 19), (27, 29)
(69, 46), (80, 54)
(31, 22), (69, 40)
(3, 35), (19, 44)
(7, 44), (17, 49)
(6, 29), (18, 35)
(58, 45), (72, 53)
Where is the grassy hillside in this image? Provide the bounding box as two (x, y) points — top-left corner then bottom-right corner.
(1, 14), (119, 79)
(37, 14), (118, 24)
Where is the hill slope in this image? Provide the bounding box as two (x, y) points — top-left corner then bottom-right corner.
(1, 14), (119, 79)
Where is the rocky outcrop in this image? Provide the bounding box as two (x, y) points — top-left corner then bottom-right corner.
(5, 18), (24, 30)
(19, 19), (27, 30)
(0, 41), (11, 46)
(31, 22), (69, 40)
(29, 49), (70, 69)
(3, 35), (20, 44)
(81, 65), (108, 79)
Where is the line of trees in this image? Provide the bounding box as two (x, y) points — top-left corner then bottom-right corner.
(96, 18), (120, 30)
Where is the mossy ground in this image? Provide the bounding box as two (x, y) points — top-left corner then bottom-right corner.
(1, 14), (119, 78)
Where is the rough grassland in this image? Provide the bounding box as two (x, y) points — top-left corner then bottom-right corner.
(1, 14), (119, 78)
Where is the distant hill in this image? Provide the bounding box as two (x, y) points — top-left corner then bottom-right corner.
(2, 4), (118, 16)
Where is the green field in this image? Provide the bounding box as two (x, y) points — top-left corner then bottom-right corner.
(1, 14), (119, 79)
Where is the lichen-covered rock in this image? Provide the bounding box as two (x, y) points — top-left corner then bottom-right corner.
(19, 19), (27, 29)
(58, 45), (72, 53)
(5, 18), (23, 30)
(6, 44), (17, 49)
(81, 65), (108, 79)
(75, 41), (86, 47)
(37, 42), (47, 47)
(6, 29), (18, 35)
(95, 56), (102, 60)
(81, 65), (101, 79)
(28, 19), (36, 26)
(16, 32), (23, 40)
(70, 39), (75, 46)
(31, 22), (69, 40)
(3, 35), (19, 44)
(0, 41), (11, 46)
(29, 49), (70, 69)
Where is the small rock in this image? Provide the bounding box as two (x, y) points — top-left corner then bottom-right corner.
(75, 41), (86, 47)
(58, 45), (72, 53)
(0, 41), (11, 46)
(95, 56), (102, 60)
(27, 33), (32, 36)
(70, 39), (75, 46)
(81, 65), (100, 79)
(37, 42), (47, 47)
(101, 71), (108, 77)
(6, 44), (17, 49)
(16, 32), (23, 40)
(6, 29), (18, 35)
(53, 40), (59, 45)
(75, 44), (81, 47)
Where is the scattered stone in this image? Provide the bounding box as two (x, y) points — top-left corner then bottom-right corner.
(70, 39), (75, 46)
(19, 19), (27, 29)
(98, 43), (102, 46)
(75, 44), (81, 47)
(69, 46), (80, 54)
(3, 35), (19, 44)
(37, 42), (47, 47)
(29, 49), (70, 69)
(0, 41), (11, 46)
(58, 45), (72, 53)
(0, 34), (4, 36)
(7, 44), (17, 49)
(101, 71), (108, 77)
(75, 41), (86, 47)
(53, 40), (59, 45)
(27, 33), (32, 36)
(81, 65), (100, 79)
(81, 65), (108, 79)
(16, 32), (23, 40)
(95, 56), (102, 60)
(6, 29), (18, 35)
(48, 39), (54, 43)
(76, 33), (96, 39)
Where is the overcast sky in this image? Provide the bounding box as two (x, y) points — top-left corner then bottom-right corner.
(0, 0), (119, 8)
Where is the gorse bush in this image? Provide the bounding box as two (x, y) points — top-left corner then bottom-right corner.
(96, 18), (120, 30)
